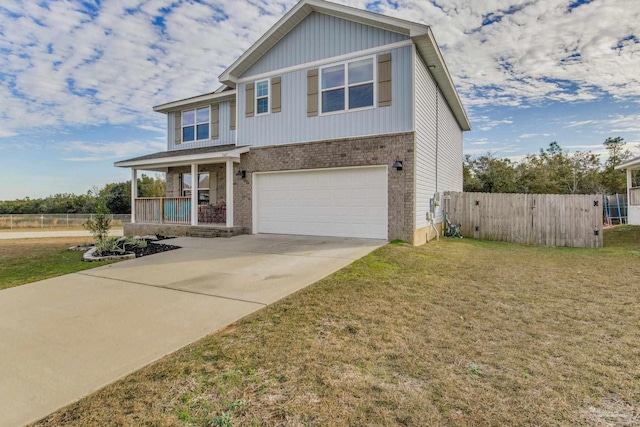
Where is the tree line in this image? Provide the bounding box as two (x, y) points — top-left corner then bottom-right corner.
(0, 174), (165, 215)
(464, 137), (638, 195)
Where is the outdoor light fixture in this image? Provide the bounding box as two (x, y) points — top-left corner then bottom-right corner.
(392, 159), (403, 171)
(235, 170), (246, 179)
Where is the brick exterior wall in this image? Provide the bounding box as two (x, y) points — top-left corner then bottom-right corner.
(234, 132), (416, 243)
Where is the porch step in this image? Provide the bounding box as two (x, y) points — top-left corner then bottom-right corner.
(185, 226), (245, 238)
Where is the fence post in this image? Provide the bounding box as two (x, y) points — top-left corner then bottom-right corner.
(41, 215), (44, 228)
(66, 214), (69, 228)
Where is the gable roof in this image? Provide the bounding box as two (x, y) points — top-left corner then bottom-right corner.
(153, 88), (236, 113)
(219, 0), (470, 131)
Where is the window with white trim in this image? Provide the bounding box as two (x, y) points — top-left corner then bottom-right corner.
(321, 57), (374, 114)
(182, 107), (210, 142)
(181, 172), (210, 204)
(255, 79), (269, 115)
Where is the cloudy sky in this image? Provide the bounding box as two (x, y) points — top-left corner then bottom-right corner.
(0, 0), (639, 200)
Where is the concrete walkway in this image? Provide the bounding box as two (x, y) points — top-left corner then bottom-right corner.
(0, 229), (124, 240)
(0, 234), (384, 427)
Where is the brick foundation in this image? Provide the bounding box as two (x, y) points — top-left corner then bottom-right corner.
(124, 223), (245, 238)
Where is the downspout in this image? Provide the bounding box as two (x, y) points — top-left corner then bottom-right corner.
(430, 83), (440, 241)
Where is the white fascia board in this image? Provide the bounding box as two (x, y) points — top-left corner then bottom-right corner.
(153, 91), (237, 113)
(413, 29), (471, 131)
(615, 155), (640, 170)
(114, 147), (250, 169)
(219, 1), (311, 85)
(218, 0), (428, 85)
(308, 0), (428, 37)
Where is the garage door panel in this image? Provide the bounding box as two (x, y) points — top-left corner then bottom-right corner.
(255, 167), (388, 239)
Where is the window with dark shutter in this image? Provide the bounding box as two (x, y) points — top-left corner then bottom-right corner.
(271, 76), (281, 113)
(174, 112), (181, 144)
(211, 104), (220, 140)
(230, 100), (236, 130)
(307, 69), (318, 117)
(378, 53), (392, 107)
(245, 83), (255, 117)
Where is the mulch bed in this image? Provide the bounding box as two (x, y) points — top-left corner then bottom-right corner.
(98, 235), (181, 258)
(129, 241), (180, 258)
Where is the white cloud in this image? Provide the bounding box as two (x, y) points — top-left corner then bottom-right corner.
(565, 120), (595, 128)
(0, 0), (638, 137)
(474, 117), (514, 131)
(59, 139), (165, 161)
(563, 113), (640, 133)
(519, 133), (551, 138)
(136, 124), (165, 133)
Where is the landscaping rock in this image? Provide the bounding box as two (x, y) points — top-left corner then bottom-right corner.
(82, 247), (135, 262)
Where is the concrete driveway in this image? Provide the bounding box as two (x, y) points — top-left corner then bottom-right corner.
(0, 234), (384, 427)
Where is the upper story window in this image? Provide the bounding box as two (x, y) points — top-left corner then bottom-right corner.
(182, 107), (210, 142)
(321, 57), (374, 114)
(255, 79), (269, 115)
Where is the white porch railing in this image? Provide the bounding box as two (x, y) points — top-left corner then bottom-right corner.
(630, 187), (640, 206)
(134, 197), (191, 224)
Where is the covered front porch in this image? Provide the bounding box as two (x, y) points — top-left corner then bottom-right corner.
(115, 145), (249, 236)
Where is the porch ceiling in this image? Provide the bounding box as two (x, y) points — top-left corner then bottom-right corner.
(114, 145), (250, 171)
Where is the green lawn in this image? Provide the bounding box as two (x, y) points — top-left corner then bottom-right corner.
(32, 226), (640, 426)
(0, 238), (114, 290)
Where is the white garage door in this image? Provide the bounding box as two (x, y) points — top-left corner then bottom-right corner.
(254, 166), (388, 239)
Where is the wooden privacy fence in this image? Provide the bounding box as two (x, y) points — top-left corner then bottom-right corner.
(444, 192), (603, 248)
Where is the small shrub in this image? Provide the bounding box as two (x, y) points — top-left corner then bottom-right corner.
(94, 237), (147, 256)
(94, 238), (123, 256)
(84, 200), (111, 242)
(122, 237), (147, 252)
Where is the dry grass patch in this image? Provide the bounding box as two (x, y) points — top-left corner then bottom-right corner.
(35, 227), (640, 426)
(0, 237), (114, 290)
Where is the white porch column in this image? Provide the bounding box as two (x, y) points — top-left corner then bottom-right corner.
(131, 168), (137, 223)
(191, 163), (198, 226)
(226, 159), (234, 227)
(628, 169), (633, 199)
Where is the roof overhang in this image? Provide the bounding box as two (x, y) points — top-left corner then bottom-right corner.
(615, 155), (640, 171)
(219, 0), (429, 87)
(114, 146), (250, 171)
(153, 89), (236, 114)
(413, 29), (471, 131)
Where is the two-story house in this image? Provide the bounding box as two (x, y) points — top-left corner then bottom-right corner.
(115, 0), (471, 245)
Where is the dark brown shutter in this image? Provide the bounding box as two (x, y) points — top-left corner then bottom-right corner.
(378, 53), (392, 107)
(174, 112), (182, 144)
(245, 83), (255, 117)
(230, 100), (236, 130)
(271, 76), (281, 113)
(211, 104), (219, 140)
(307, 69), (318, 117)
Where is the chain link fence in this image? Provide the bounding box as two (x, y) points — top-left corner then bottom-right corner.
(0, 214), (131, 230)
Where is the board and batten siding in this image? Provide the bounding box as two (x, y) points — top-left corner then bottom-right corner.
(167, 101), (236, 151)
(414, 50), (463, 230)
(243, 12), (409, 78)
(238, 45), (413, 147)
